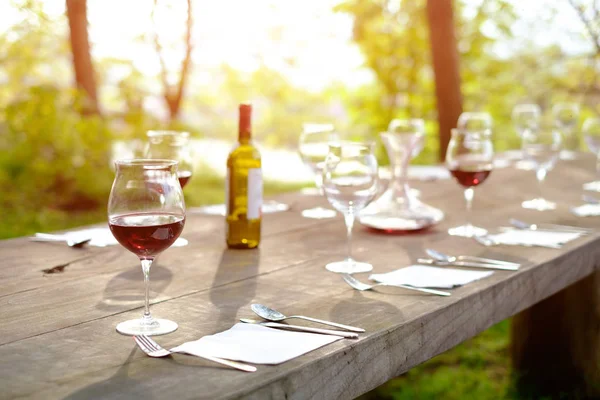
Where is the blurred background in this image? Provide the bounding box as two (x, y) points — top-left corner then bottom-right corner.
(0, 0), (598, 397)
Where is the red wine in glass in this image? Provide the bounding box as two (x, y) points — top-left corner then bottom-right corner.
(450, 167), (492, 188)
(177, 171), (192, 189)
(109, 212), (185, 258)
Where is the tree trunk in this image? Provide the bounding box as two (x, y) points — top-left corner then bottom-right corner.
(511, 271), (600, 398)
(66, 0), (100, 115)
(154, 0), (193, 122)
(426, 0), (462, 161)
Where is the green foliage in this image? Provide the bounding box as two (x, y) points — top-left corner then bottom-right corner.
(360, 320), (512, 400)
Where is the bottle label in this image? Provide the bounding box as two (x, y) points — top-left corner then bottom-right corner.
(247, 168), (262, 220)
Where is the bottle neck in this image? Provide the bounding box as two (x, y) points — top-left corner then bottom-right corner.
(238, 103), (252, 143)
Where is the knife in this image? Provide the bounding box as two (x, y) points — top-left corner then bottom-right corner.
(417, 258), (519, 271)
(239, 318), (359, 339)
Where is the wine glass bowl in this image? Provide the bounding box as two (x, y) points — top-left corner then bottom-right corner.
(446, 129), (494, 238)
(322, 142), (378, 273)
(146, 130), (194, 189)
(521, 129), (562, 210)
(512, 104), (541, 138)
(457, 112), (492, 133)
(108, 159), (185, 336)
(553, 102), (580, 157)
(298, 123), (339, 219)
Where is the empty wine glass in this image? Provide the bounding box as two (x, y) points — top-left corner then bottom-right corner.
(521, 129), (562, 211)
(512, 104), (542, 170)
(109, 159), (186, 335)
(457, 112), (493, 133)
(146, 131), (194, 189)
(582, 117), (600, 191)
(446, 129), (494, 237)
(298, 123), (339, 219)
(553, 102), (580, 158)
(322, 142), (378, 273)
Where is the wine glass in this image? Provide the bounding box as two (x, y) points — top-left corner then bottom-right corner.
(298, 123), (339, 219)
(582, 117), (600, 191)
(512, 104), (541, 170)
(446, 128), (494, 237)
(521, 129), (563, 211)
(146, 131), (194, 189)
(322, 142), (378, 273)
(457, 112), (492, 133)
(553, 102), (580, 158)
(109, 159), (186, 336)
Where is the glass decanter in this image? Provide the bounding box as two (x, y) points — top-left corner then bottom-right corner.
(359, 119), (444, 232)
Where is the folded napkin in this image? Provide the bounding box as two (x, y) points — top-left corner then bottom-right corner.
(189, 200), (290, 216)
(369, 265), (493, 289)
(35, 228), (188, 247)
(571, 204), (600, 217)
(36, 228), (117, 247)
(170, 323), (343, 364)
(489, 228), (582, 247)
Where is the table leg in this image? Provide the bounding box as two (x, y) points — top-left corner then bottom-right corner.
(510, 271), (599, 398)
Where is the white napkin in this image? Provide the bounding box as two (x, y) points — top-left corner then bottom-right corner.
(369, 265), (493, 289)
(488, 228), (582, 247)
(170, 323), (343, 365)
(35, 228), (188, 247)
(571, 204), (600, 217)
(189, 200), (290, 216)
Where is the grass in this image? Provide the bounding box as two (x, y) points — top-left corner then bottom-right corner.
(360, 320), (515, 400)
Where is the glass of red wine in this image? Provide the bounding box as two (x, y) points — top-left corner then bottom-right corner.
(109, 159), (185, 336)
(446, 128), (494, 237)
(146, 131), (194, 189)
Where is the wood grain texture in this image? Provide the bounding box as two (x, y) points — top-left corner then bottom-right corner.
(1, 155), (599, 399)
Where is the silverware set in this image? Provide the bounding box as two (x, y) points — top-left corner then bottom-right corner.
(133, 303), (367, 370)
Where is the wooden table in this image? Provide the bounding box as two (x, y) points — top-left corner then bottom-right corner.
(1, 155), (599, 399)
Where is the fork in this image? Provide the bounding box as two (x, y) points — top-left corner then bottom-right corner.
(133, 335), (257, 372)
(342, 274), (451, 297)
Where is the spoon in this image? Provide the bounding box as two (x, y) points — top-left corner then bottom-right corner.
(32, 234), (92, 248)
(239, 318), (359, 339)
(342, 273), (451, 297)
(251, 304), (365, 333)
(425, 249), (520, 268)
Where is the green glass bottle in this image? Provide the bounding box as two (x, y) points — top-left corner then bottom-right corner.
(226, 103), (262, 249)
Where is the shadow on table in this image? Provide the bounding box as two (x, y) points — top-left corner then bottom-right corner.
(329, 289), (403, 326)
(209, 248), (259, 328)
(61, 347), (157, 400)
(96, 264), (173, 312)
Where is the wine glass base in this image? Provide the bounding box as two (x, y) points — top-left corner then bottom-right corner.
(515, 160), (536, 171)
(559, 150), (579, 160)
(583, 181), (600, 192)
(301, 207), (337, 219)
(326, 260), (373, 274)
(116, 318), (178, 336)
(521, 198), (556, 211)
(448, 224), (487, 238)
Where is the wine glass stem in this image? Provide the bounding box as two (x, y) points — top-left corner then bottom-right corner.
(344, 212), (355, 261)
(595, 153), (600, 178)
(464, 187), (474, 227)
(141, 258), (153, 321)
(536, 168), (547, 200)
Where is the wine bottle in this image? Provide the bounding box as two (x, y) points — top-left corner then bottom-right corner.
(226, 103), (262, 249)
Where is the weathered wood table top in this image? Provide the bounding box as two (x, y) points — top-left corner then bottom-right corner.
(1, 155), (599, 400)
